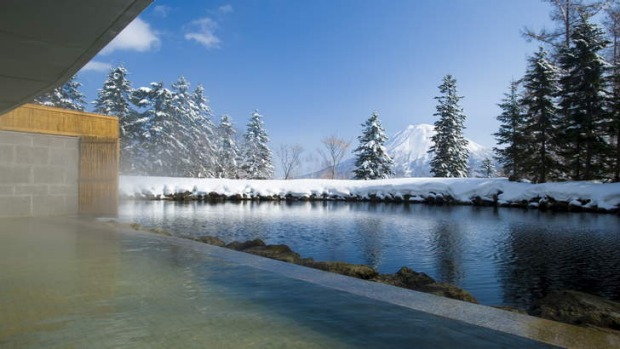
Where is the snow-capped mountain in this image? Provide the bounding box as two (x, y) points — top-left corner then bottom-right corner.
(307, 123), (494, 178)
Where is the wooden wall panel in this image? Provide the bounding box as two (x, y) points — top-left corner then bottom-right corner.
(0, 103), (118, 138)
(79, 137), (119, 216)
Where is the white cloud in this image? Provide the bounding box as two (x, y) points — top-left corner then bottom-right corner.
(100, 18), (160, 55)
(81, 60), (112, 73)
(185, 18), (220, 49)
(153, 5), (170, 18)
(218, 4), (233, 14)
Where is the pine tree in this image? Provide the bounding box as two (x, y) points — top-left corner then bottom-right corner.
(171, 76), (208, 177)
(240, 111), (274, 179)
(558, 17), (609, 180)
(131, 82), (182, 176)
(428, 75), (470, 178)
(494, 80), (526, 180)
(605, 3), (620, 181)
(92, 65), (138, 174)
(480, 158), (496, 178)
(520, 48), (561, 183)
(34, 75), (86, 111)
(215, 115), (240, 178)
(353, 112), (394, 179)
(190, 84), (217, 177)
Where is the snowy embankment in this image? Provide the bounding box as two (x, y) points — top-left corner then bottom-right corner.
(119, 176), (620, 213)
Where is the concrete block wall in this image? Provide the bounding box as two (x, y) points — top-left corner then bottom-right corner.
(0, 130), (79, 217)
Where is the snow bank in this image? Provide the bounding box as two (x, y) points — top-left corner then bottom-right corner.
(119, 176), (620, 212)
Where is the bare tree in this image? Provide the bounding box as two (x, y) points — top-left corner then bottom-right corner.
(318, 135), (351, 179)
(522, 0), (607, 53)
(277, 144), (304, 179)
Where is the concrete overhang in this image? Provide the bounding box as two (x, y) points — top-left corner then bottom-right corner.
(0, 0), (152, 115)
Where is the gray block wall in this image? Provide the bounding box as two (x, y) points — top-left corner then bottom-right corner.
(0, 130), (79, 217)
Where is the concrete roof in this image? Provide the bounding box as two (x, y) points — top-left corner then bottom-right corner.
(0, 0), (152, 115)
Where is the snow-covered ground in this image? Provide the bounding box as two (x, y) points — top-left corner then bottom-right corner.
(120, 176), (620, 212)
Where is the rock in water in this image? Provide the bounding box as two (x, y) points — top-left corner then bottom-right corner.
(535, 290), (620, 331)
(417, 282), (479, 304)
(302, 261), (378, 280)
(244, 244), (302, 263)
(193, 235), (226, 247)
(225, 239), (266, 251)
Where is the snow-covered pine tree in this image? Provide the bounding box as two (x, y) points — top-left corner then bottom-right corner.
(428, 75), (470, 178)
(353, 112), (394, 179)
(34, 75), (86, 111)
(494, 80), (526, 180)
(190, 84), (217, 177)
(520, 48), (561, 183)
(240, 111), (274, 179)
(605, 3), (620, 182)
(92, 65), (139, 174)
(480, 157), (496, 178)
(558, 16), (609, 180)
(171, 76), (201, 177)
(215, 115), (240, 178)
(131, 82), (183, 176)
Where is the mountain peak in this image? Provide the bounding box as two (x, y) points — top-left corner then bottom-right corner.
(305, 123), (494, 178)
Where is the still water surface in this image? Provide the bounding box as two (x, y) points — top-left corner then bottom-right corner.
(0, 217), (557, 348)
(119, 201), (620, 308)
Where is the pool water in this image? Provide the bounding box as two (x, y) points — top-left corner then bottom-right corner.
(0, 217), (563, 348)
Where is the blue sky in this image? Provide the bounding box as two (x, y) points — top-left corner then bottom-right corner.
(79, 0), (553, 162)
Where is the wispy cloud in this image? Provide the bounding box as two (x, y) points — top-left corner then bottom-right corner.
(184, 17), (220, 49)
(81, 60), (112, 73)
(218, 4), (233, 14)
(100, 18), (160, 55)
(153, 5), (171, 18)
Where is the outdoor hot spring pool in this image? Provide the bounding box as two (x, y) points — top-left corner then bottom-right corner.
(1, 217), (567, 348)
(118, 200), (620, 309)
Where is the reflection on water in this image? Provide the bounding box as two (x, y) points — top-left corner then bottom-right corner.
(120, 201), (620, 308)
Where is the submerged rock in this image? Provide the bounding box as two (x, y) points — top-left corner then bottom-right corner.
(534, 290), (620, 331)
(193, 235), (226, 247)
(148, 227), (172, 236)
(302, 260), (378, 280)
(375, 266), (435, 289)
(244, 244), (302, 263)
(225, 238), (266, 251)
(375, 266), (478, 304)
(417, 282), (478, 304)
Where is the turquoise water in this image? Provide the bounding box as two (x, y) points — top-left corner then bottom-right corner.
(119, 200), (620, 309)
(0, 217), (558, 348)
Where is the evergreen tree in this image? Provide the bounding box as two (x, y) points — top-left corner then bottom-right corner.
(131, 82), (181, 176)
(558, 17), (609, 180)
(521, 48), (561, 183)
(353, 112), (394, 179)
(494, 80), (527, 180)
(480, 157), (496, 178)
(92, 65), (138, 174)
(609, 67), (620, 181)
(215, 115), (240, 178)
(190, 84), (217, 177)
(428, 75), (470, 178)
(171, 76), (204, 177)
(605, 3), (620, 181)
(34, 75), (86, 111)
(240, 111), (274, 179)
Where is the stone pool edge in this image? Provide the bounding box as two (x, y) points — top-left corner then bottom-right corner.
(103, 220), (619, 349)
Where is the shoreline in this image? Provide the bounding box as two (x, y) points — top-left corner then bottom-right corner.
(119, 176), (620, 214)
